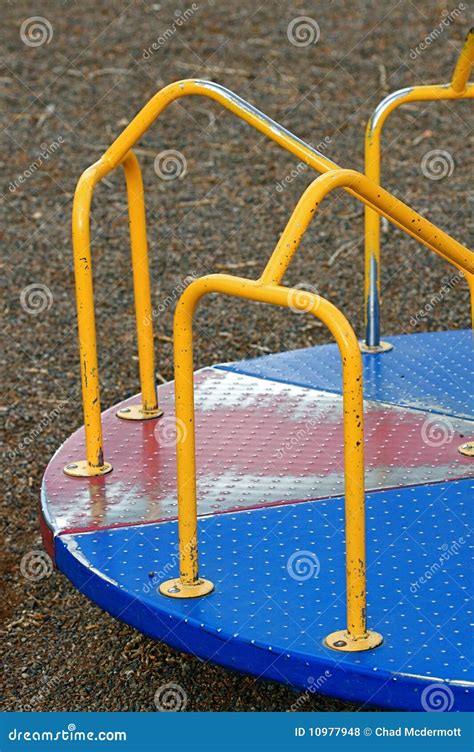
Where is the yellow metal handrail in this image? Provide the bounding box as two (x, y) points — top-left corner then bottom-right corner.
(261, 170), (473, 285)
(66, 79), (473, 476)
(157, 164), (473, 649)
(65, 74), (473, 652)
(364, 29), (474, 348)
(158, 273), (382, 652)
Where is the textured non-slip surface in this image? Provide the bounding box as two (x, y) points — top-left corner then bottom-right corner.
(42, 367), (473, 535)
(56, 479), (474, 711)
(4, 0), (473, 714)
(219, 330), (474, 420)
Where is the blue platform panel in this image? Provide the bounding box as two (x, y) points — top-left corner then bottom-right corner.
(218, 330), (473, 420)
(56, 478), (473, 711)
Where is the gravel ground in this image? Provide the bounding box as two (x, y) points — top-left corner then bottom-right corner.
(1, 0), (472, 713)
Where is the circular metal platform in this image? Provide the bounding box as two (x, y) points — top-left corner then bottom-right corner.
(41, 330), (473, 711)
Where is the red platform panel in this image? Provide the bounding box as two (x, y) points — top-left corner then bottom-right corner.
(41, 368), (473, 537)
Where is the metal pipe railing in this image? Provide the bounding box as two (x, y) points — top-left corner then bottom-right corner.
(260, 169), (474, 285)
(364, 29), (474, 349)
(452, 27), (474, 93)
(65, 150), (159, 475)
(157, 165), (473, 648)
(116, 151), (161, 423)
(66, 78), (473, 475)
(158, 273), (383, 653)
(66, 79), (339, 475)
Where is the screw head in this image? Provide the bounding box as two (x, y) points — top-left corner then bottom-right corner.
(66, 463), (78, 469)
(458, 442), (474, 457)
(334, 640), (347, 647)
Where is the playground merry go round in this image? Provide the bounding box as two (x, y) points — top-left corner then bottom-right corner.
(40, 31), (474, 711)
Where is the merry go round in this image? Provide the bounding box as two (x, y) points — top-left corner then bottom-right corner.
(41, 32), (473, 711)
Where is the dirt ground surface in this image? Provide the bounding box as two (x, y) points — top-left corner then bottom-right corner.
(1, 0), (472, 712)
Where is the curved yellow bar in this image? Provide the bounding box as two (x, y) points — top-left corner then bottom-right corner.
(165, 273), (381, 649)
(70, 79), (338, 472)
(71, 162), (106, 471)
(70, 151), (158, 471)
(70, 78), (473, 471)
(100, 79), (337, 175)
(364, 29), (474, 346)
(451, 28), (474, 93)
(121, 152), (159, 418)
(261, 169), (474, 285)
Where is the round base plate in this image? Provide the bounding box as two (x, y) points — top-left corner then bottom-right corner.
(64, 460), (113, 478)
(458, 442), (474, 457)
(324, 629), (383, 652)
(116, 404), (164, 421)
(359, 340), (393, 354)
(159, 577), (215, 599)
